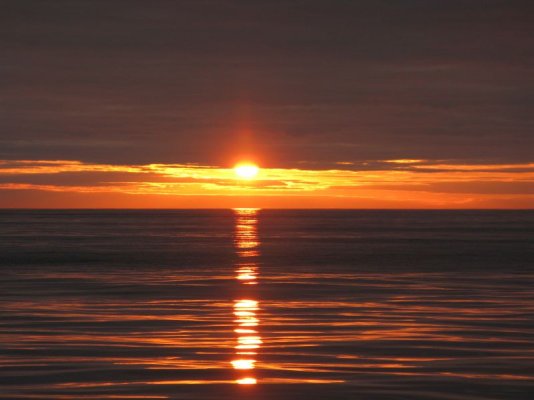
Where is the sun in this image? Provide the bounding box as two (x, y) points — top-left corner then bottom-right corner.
(234, 163), (259, 179)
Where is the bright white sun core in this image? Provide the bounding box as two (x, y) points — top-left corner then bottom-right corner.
(234, 163), (260, 179)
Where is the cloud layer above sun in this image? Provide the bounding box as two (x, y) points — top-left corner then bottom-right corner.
(2, 1), (532, 171)
(0, 159), (532, 208)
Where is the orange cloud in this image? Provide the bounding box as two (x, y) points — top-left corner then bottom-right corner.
(0, 159), (532, 208)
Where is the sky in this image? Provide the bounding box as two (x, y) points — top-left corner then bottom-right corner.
(1, 0), (532, 208)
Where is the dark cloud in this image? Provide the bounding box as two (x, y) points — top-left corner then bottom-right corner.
(0, 170), (294, 188)
(0, 171), (153, 187)
(1, 0), (532, 167)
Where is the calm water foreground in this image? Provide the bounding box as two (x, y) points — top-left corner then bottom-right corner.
(0, 209), (532, 400)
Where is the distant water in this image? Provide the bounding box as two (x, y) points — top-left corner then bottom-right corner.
(0, 209), (533, 400)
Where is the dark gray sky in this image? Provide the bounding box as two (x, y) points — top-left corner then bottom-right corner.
(1, 0), (532, 168)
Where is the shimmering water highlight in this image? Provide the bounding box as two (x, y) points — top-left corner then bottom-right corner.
(0, 209), (532, 399)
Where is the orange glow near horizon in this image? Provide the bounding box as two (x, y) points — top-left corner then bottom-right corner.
(0, 159), (532, 208)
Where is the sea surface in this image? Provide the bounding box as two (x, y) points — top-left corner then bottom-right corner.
(0, 209), (533, 399)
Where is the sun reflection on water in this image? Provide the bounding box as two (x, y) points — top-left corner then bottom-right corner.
(232, 208), (261, 385)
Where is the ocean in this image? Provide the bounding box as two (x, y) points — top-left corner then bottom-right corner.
(0, 209), (532, 399)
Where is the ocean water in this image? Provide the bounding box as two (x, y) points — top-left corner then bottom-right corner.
(0, 209), (532, 400)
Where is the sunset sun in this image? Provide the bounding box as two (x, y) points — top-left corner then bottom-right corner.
(234, 163), (259, 179)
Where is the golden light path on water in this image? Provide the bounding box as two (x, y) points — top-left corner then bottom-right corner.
(232, 208), (261, 385)
(1, 210), (533, 399)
